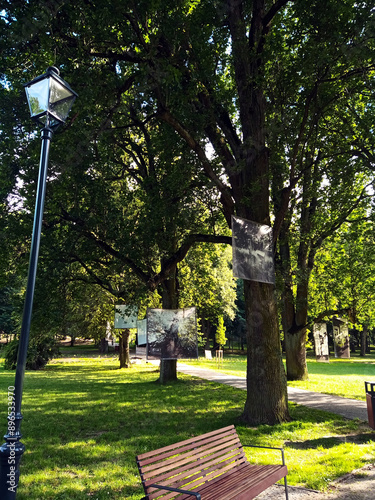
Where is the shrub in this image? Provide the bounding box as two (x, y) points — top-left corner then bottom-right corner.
(3, 333), (59, 370)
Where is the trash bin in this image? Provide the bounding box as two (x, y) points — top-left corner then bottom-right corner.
(365, 381), (375, 429)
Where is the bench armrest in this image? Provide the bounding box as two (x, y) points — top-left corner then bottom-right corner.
(150, 483), (201, 499)
(242, 444), (286, 466)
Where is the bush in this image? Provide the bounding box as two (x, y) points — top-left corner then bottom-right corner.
(3, 334), (59, 370)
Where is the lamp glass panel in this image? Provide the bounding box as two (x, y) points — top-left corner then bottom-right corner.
(49, 78), (76, 121)
(38, 114), (61, 128)
(25, 79), (49, 117)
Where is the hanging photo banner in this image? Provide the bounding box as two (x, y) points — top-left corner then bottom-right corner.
(232, 216), (275, 284)
(137, 319), (147, 346)
(313, 322), (329, 361)
(146, 307), (198, 360)
(114, 305), (138, 329)
(333, 317), (350, 359)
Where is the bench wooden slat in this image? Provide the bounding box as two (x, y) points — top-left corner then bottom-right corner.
(145, 440), (246, 498)
(147, 463), (251, 500)
(142, 436), (244, 480)
(166, 464), (255, 500)
(144, 447), (246, 487)
(148, 454), (247, 495)
(198, 464), (287, 500)
(136, 425), (288, 500)
(137, 425), (236, 462)
(139, 427), (238, 469)
(141, 434), (242, 476)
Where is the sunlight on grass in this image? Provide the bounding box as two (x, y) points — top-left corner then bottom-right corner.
(0, 357), (373, 498)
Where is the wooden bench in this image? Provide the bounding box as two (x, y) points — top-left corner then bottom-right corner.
(136, 424), (288, 499)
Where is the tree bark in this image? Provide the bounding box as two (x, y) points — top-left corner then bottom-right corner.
(99, 337), (108, 354)
(119, 328), (131, 368)
(201, 317), (212, 349)
(285, 276), (310, 380)
(157, 274), (178, 383)
(159, 358), (177, 384)
(278, 220), (308, 380)
(360, 324), (368, 357)
(242, 280), (290, 425)
(285, 330), (308, 380)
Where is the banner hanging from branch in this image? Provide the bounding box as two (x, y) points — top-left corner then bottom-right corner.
(146, 307), (198, 360)
(136, 319), (147, 345)
(232, 216), (275, 284)
(114, 305), (138, 329)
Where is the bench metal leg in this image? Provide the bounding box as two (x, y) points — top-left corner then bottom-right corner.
(284, 475), (289, 500)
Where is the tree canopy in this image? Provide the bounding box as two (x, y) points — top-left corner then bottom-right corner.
(1, 0), (375, 424)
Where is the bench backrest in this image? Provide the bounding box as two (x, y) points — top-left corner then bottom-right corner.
(136, 425), (247, 499)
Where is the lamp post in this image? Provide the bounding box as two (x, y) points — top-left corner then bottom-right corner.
(0, 67), (77, 499)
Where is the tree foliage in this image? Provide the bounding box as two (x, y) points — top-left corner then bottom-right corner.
(268, 0), (375, 379)
(215, 316), (227, 349)
(3, 332), (59, 370)
(2, 0), (375, 421)
(311, 210), (375, 332)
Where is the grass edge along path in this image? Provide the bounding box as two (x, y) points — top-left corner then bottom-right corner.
(0, 357), (372, 499)
(183, 352), (375, 401)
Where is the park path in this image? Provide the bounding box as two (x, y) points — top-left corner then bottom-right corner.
(176, 362), (368, 420)
(174, 362), (374, 500)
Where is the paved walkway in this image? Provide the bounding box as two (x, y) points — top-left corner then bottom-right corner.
(176, 363), (368, 421)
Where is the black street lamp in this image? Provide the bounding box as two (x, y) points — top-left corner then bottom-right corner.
(0, 67), (77, 499)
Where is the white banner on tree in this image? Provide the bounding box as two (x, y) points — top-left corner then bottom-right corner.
(137, 319), (147, 345)
(232, 216), (275, 284)
(114, 305), (138, 329)
(313, 322), (329, 361)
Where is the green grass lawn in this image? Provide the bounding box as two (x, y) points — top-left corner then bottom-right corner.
(183, 351), (375, 400)
(0, 354), (373, 499)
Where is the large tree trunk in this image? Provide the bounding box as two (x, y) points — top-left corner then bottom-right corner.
(226, 0), (290, 424)
(119, 329), (131, 368)
(360, 324), (368, 357)
(242, 280), (289, 425)
(285, 331), (308, 380)
(278, 220), (308, 380)
(99, 337), (108, 354)
(285, 278), (309, 381)
(158, 274), (178, 383)
(201, 317), (212, 349)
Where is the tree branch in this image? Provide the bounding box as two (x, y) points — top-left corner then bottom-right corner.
(157, 108), (235, 224)
(263, 0), (295, 30)
(59, 209), (152, 285)
(70, 254), (118, 296)
(312, 184), (372, 249)
(151, 234), (232, 289)
(89, 50), (142, 63)
(288, 308), (351, 334)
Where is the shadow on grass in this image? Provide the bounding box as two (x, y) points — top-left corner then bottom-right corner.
(17, 372), (246, 447)
(0, 360), (373, 499)
(285, 432), (375, 450)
